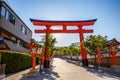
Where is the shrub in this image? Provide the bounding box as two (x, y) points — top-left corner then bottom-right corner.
(0, 50), (32, 74)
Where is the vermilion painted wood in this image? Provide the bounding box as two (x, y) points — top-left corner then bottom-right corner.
(97, 47), (102, 64)
(34, 29), (93, 33)
(30, 19), (97, 26)
(30, 19), (97, 66)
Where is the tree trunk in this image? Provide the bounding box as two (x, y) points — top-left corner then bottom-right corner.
(94, 54), (97, 68)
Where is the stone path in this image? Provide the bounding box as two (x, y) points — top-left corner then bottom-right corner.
(3, 58), (120, 80)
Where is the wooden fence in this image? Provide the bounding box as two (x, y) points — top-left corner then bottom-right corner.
(88, 56), (120, 68)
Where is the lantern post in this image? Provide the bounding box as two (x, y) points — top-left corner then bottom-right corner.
(105, 38), (120, 73)
(28, 42), (40, 76)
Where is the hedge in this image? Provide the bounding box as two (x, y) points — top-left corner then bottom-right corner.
(0, 50), (40, 74)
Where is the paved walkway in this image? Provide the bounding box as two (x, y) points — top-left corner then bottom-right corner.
(3, 58), (120, 80)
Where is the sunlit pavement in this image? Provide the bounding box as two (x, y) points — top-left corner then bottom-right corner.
(52, 58), (120, 80)
(4, 58), (120, 80)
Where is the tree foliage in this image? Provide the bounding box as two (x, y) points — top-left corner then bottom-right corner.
(58, 42), (80, 56)
(68, 42), (80, 56)
(58, 47), (68, 56)
(40, 34), (57, 57)
(84, 35), (107, 67)
(84, 35), (107, 55)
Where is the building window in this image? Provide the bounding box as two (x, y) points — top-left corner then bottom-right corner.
(0, 6), (15, 24)
(11, 36), (16, 41)
(1, 6), (6, 17)
(21, 25), (27, 34)
(5, 10), (10, 20)
(9, 14), (15, 24)
(17, 39), (20, 46)
(10, 35), (16, 43)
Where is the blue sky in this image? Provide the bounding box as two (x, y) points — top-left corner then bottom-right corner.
(5, 0), (120, 46)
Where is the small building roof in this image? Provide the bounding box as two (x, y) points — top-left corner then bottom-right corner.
(105, 38), (120, 46)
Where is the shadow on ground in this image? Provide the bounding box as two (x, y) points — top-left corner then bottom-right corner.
(62, 58), (120, 79)
(19, 67), (60, 80)
(85, 66), (120, 79)
(63, 58), (82, 67)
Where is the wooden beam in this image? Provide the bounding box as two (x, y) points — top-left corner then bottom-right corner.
(34, 29), (93, 33)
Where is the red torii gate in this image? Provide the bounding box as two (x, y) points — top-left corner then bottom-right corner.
(30, 19), (97, 66)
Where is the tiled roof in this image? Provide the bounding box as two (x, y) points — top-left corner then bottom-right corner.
(105, 38), (120, 46)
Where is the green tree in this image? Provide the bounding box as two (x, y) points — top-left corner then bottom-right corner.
(58, 42), (80, 58)
(68, 42), (80, 56)
(58, 47), (68, 56)
(84, 35), (107, 67)
(40, 34), (57, 57)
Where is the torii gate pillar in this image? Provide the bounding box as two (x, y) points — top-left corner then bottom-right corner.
(79, 26), (88, 66)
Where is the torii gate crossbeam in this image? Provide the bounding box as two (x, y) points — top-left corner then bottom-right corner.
(30, 19), (97, 67)
(35, 29), (93, 33)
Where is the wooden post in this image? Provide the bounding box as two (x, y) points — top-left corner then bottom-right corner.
(0, 53), (1, 64)
(44, 25), (51, 68)
(111, 51), (117, 65)
(41, 49), (44, 69)
(79, 26), (88, 66)
(31, 52), (37, 69)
